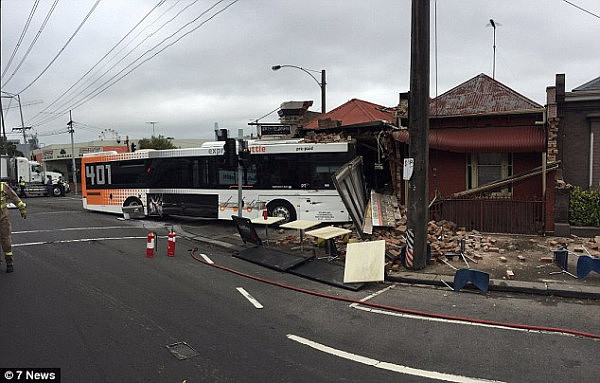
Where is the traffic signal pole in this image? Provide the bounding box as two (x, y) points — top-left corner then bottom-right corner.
(237, 128), (244, 217)
(407, 0), (430, 270)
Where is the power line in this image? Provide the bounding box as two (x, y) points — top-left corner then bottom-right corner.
(64, 0), (204, 113)
(26, 0), (239, 133)
(28, 0), (169, 126)
(44, 0), (237, 117)
(17, 0), (103, 94)
(2, 0), (60, 88)
(28, 0), (197, 127)
(1, 0), (41, 80)
(562, 0), (600, 19)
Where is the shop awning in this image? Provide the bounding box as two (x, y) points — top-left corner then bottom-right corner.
(391, 126), (546, 153)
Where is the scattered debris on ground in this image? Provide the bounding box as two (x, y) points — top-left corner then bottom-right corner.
(274, 205), (600, 282)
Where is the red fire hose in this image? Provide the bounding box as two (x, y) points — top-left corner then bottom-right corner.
(189, 248), (600, 340)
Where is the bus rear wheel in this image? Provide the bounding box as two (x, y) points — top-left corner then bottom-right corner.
(124, 197), (143, 208)
(267, 200), (296, 223)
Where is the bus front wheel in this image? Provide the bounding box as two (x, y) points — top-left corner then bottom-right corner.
(52, 185), (62, 197)
(267, 200), (296, 223)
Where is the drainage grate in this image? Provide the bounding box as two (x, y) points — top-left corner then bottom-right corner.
(166, 342), (199, 360)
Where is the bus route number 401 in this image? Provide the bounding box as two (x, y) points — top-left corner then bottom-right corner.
(86, 164), (112, 186)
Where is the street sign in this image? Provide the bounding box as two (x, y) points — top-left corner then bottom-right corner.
(403, 158), (414, 180)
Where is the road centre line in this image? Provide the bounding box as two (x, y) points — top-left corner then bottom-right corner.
(13, 226), (135, 234)
(236, 287), (263, 309)
(287, 334), (504, 383)
(13, 236), (148, 247)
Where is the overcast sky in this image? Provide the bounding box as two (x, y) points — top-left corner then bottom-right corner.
(1, 0), (599, 146)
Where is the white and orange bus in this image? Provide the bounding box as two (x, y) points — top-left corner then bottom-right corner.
(81, 138), (356, 222)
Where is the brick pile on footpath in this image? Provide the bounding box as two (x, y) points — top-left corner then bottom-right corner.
(274, 207), (600, 275)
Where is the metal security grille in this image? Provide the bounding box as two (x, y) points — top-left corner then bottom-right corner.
(429, 198), (545, 234)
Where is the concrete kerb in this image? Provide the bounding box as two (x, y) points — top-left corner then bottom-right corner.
(174, 224), (600, 300)
(173, 224), (242, 251)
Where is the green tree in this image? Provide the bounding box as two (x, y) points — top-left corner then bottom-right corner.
(137, 135), (177, 150)
(0, 137), (23, 156)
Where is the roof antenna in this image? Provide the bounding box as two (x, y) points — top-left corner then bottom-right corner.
(486, 19), (501, 80)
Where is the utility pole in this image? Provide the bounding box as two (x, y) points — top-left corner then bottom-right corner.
(0, 96), (4, 181)
(0, 95), (6, 141)
(407, 0), (430, 270)
(14, 94), (32, 160)
(68, 110), (78, 195)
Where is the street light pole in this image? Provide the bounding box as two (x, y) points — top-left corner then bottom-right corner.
(486, 19), (501, 80)
(272, 64), (327, 114)
(146, 121), (158, 137)
(320, 69), (326, 114)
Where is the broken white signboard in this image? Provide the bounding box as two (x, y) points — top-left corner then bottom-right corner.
(343, 240), (386, 283)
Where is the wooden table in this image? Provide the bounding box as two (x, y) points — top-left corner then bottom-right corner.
(305, 226), (352, 259)
(250, 216), (285, 245)
(280, 220), (320, 252)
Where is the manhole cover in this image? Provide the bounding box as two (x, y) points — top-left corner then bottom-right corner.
(166, 342), (199, 360)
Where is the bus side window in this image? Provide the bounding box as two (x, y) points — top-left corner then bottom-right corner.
(310, 159), (339, 189)
(192, 159), (200, 188)
(269, 155), (295, 187)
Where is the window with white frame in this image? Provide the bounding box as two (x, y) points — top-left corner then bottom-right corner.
(466, 153), (513, 195)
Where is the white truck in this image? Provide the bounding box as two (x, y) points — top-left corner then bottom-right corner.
(0, 156), (69, 197)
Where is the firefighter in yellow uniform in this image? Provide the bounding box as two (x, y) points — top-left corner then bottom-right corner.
(1, 182), (27, 273)
(19, 176), (27, 197)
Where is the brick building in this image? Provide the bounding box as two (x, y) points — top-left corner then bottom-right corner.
(392, 74), (553, 234)
(548, 74), (600, 190)
(300, 74), (555, 234)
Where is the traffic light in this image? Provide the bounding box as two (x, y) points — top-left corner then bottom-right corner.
(131, 142), (136, 152)
(223, 138), (237, 167)
(238, 140), (251, 167)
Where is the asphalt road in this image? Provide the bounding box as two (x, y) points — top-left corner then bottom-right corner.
(1, 196), (599, 383)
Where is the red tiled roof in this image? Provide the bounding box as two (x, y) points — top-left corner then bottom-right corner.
(392, 126), (546, 153)
(429, 74), (543, 117)
(303, 98), (394, 129)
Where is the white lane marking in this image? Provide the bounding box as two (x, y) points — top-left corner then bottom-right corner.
(349, 284), (396, 308)
(12, 236), (148, 247)
(350, 302), (580, 339)
(13, 226), (134, 234)
(236, 287), (263, 309)
(199, 253), (214, 264)
(287, 334), (505, 383)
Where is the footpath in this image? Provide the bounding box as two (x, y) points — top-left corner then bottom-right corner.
(171, 219), (600, 300)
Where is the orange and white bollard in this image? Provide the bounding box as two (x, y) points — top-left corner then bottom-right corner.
(167, 230), (176, 257)
(146, 232), (156, 258)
